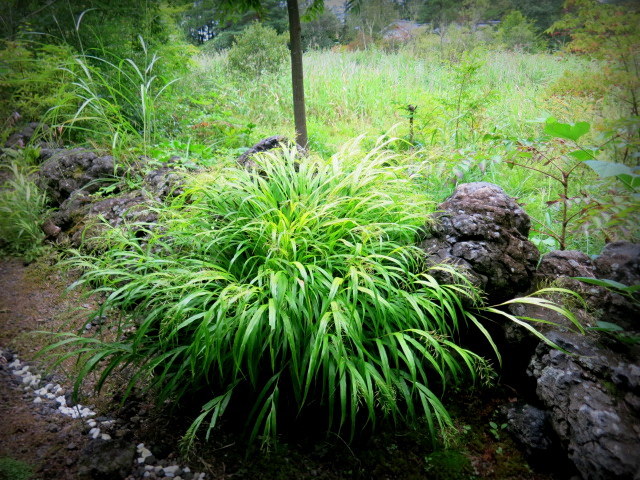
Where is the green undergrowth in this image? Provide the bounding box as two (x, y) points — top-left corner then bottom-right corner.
(0, 151), (49, 262)
(39, 146), (581, 452)
(0, 457), (35, 480)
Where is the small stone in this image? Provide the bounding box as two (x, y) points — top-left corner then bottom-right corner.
(67, 443), (77, 450)
(33, 397), (42, 404)
(140, 447), (153, 459)
(87, 419), (97, 428)
(164, 466), (181, 476)
(101, 433), (111, 441)
(47, 424), (60, 433)
(144, 455), (156, 465)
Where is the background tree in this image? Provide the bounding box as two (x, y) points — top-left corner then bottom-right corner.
(217, 0), (325, 148)
(497, 10), (543, 52)
(345, 0), (399, 47)
(549, 0), (639, 117)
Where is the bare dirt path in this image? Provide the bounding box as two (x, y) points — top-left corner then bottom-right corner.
(0, 257), (88, 479)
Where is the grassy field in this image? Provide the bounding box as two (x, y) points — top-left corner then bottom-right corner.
(165, 46), (622, 254)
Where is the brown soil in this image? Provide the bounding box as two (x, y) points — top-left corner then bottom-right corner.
(0, 257), (91, 479)
(0, 256), (562, 480)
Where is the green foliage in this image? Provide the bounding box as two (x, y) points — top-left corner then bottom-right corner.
(0, 39), (78, 125)
(0, 457), (34, 480)
(491, 118), (640, 250)
(1, 1), (173, 60)
(227, 22), (289, 78)
(301, 10), (342, 50)
(41, 145), (582, 450)
(549, 0), (640, 118)
(44, 148), (491, 448)
(438, 53), (496, 147)
(423, 449), (475, 480)
(44, 37), (178, 152)
(0, 158), (49, 261)
(497, 11), (544, 52)
(488, 421), (508, 441)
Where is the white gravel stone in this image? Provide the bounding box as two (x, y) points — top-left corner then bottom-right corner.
(139, 447), (153, 459)
(137, 442), (146, 450)
(33, 397), (42, 404)
(87, 419), (97, 428)
(55, 395), (66, 406)
(164, 465), (180, 475)
(100, 433), (111, 441)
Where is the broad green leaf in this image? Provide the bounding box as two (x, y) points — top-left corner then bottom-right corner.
(583, 160), (633, 178)
(573, 276), (631, 291)
(595, 321), (624, 332)
(569, 149), (597, 161)
(544, 118), (590, 141)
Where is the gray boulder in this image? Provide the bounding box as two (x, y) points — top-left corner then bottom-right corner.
(37, 148), (120, 205)
(4, 122), (48, 148)
(505, 243), (640, 480)
(528, 330), (640, 480)
(594, 241), (640, 287)
(419, 182), (539, 302)
(46, 190), (158, 248)
(505, 404), (555, 457)
(77, 438), (135, 480)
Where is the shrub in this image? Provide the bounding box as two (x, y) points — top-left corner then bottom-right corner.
(0, 39), (78, 127)
(42, 146), (581, 449)
(497, 11), (544, 52)
(44, 37), (178, 152)
(227, 22), (288, 78)
(0, 156), (49, 261)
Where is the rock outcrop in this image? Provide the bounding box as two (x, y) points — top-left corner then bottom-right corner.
(419, 182), (539, 302)
(36, 149), (184, 248)
(506, 242), (640, 480)
(37, 148), (120, 205)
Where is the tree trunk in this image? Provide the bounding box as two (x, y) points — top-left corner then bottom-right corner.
(286, 0), (308, 148)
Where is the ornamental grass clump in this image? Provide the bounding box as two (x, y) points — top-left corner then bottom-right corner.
(42, 146), (578, 449)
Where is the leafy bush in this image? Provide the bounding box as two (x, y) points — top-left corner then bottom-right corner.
(497, 11), (544, 53)
(227, 22), (288, 78)
(43, 146), (580, 449)
(0, 158), (49, 261)
(44, 37), (178, 152)
(0, 39), (77, 127)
